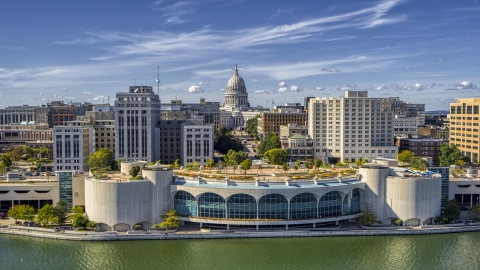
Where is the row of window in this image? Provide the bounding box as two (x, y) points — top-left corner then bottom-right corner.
(174, 190), (361, 220)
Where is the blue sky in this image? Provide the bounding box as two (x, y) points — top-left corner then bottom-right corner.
(0, 0), (479, 110)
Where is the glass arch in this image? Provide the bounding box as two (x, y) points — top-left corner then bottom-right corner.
(227, 194), (257, 220)
(343, 189), (361, 215)
(174, 191), (197, 217)
(258, 194), (288, 220)
(290, 193), (317, 220)
(319, 191), (342, 218)
(198, 192), (226, 218)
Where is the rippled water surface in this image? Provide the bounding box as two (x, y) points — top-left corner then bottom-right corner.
(1, 233), (480, 269)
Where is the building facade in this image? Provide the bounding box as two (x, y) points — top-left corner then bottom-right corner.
(399, 138), (445, 166)
(449, 98), (480, 164)
(0, 123), (53, 152)
(182, 125), (214, 167)
(258, 109), (307, 136)
(115, 86), (161, 162)
(307, 91), (397, 163)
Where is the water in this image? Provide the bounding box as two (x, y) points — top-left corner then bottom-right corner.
(1, 233), (480, 269)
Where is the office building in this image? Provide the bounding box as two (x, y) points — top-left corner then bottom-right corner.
(449, 98), (480, 164)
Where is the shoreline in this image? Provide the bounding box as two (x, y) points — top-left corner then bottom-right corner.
(2, 225), (480, 241)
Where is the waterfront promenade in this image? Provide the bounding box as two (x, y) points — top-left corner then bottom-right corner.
(2, 221), (480, 241)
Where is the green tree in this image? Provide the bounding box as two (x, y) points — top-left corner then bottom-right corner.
(263, 148), (287, 165)
(0, 153), (13, 169)
(314, 159), (323, 168)
(193, 161), (199, 170)
(72, 215), (89, 229)
(185, 163), (193, 170)
(240, 159), (252, 174)
(216, 160), (225, 173)
(295, 160), (301, 169)
(467, 204), (480, 221)
(8, 205), (35, 222)
(395, 218), (402, 226)
(456, 159), (466, 168)
(9, 146), (24, 164)
(173, 158), (180, 169)
(206, 158), (215, 171)
(439, 144), (467, 167)
(54, 200), (69, 225)
(35, 204), (58, 227)
(245, 114), (260, 139)
(438, 198), (460, 223)
(37, 146), (51, 159)
(23, 146), (36, 159)
(214, 125), (243, 154)
(257, 132), (281, 156)
(224, 150), (247, 172)
(159, 209), (180, 230)
(359, 204), (377, 226)
(397, 150), (414, 166)
(410, 156), (429, 171)
(88, 148), (115, 171)
(130, 165), (140, 177)
(305, 159), (313, 172)
(293, 165), (299, 172)
(87, 221), (97, 230)
(282, 163), (289, 173)
(355, 158), (363, 168)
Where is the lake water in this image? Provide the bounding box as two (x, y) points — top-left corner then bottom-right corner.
(1, 233), (480, 269)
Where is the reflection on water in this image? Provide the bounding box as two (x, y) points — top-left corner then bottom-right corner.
(1, 233), (480, 269)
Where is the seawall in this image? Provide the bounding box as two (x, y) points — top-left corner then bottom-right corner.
(2, 225), (480, 241)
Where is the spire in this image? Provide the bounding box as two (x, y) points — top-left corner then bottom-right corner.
(234, 64), (238, 75)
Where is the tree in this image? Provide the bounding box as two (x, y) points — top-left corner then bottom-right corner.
(130, 165), (140, 177)
(456, 159), (466, 168)
(173, 158), (180, 169)
(224, 150), (247, 172)
(206, 158), (215, 171)
(282, 163), (289, 173)
(438, 198), (460, 223)
(9, 146), (24, 164)
(359, 204), (377, 226)
(395, 218), (402, 226)
(86, 221), (97, 230)
(70, 206), (89, 229)
(305, 159), (313, 172)
(263, 148), (287, 165)
(355, 158), (363, 168)
(54, 200), (69, 225)
(88, 148), (115, 171)
(23, 146), (36, 159)
(214, 125), (243, 154)
(158, 209), (179, 230)
(257, 132), (281, 156)
(410, 156), (429, 171)
(314, 159), (323, 168)
(293, 165), (299, 172)
(397, 150), (414, 166)
(295, 160), (301, 169)
(245, 114), (260, 139)
(467, 204), (480, 221)
(0, 154), (13, 169)
(240, 159), (252, 174)
(193, 161), (199, 170)
(8, 205), (35, 222)
(35, 204), (58, 227)
(216, 160), (225, 173)
(0, 163), (5, 176)
(439, 144), (467, 167)
(37, 146), (51, 159)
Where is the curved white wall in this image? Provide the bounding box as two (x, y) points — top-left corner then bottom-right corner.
(359, 165), (391, 220)
(143, 166), (174, 225)
(386, 177), (441, 225)
(85, 179), (151, 230)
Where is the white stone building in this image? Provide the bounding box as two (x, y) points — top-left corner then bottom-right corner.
(53, 117), (95, 173)
(115, 86), (160, 162)
(181, 125), (214, 167)
(394, 115), (419, 135)
(307, 91), (398, 163)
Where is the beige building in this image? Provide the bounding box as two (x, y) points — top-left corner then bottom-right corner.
(87, 111), (115, 154)
(258, 109), (307, 136)
(449, 98), (480, 164)
(279, 123), (308, 138)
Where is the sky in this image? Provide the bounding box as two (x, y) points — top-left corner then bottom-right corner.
(0, 0), (479, 111)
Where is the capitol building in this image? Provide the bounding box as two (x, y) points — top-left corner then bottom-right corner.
(220, 65), (263, 130)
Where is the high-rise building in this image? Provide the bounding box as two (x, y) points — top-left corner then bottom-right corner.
(307, 91), (397, 163)
(182, 124), (214, 167)
(257, 109), (307, 136)
(115, 86), (160, 162)
(449, 98), (480, 164)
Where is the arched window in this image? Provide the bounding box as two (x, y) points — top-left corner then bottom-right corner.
(290, 193), (317, 220)
(198, 193), (226, 218)
(258, 194), (288, 220)
(227, 194), (257, 220)
(319, 191), (342, 218)
(174, 191), (197, 217)
(343, 189), (361, 215)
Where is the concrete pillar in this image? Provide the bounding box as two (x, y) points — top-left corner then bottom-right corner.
(336, 220), (339, 225)
(227, 224), (230, 230)
(286, 224), (289, 231)
(256, 225), (259, 231)
(313, 223), (316, 228)
(200, 222), (203, 228)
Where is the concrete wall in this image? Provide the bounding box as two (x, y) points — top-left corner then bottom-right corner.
(143, 166), (174, 225)
(360, 165), (391, 221)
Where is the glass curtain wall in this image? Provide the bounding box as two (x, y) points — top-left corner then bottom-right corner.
(258, 194), (288, 220)
(227, 194), (257, 219)
(198, 192), (226, 218)
(319, 191), (342, 217)
(290, 193), (317, 220)
(342, 189), (361, 215)
(174, 191), (197, 217)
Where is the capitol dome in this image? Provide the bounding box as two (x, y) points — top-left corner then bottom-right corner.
(226, 65), (246, 92)
(223, 65), (250, 110)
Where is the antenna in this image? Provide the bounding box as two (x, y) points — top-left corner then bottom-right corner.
(156, 66), (160, 96)
(107, 95), (110, 104)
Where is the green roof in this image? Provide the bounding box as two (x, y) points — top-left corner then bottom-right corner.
(289, 133), (305, 139)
